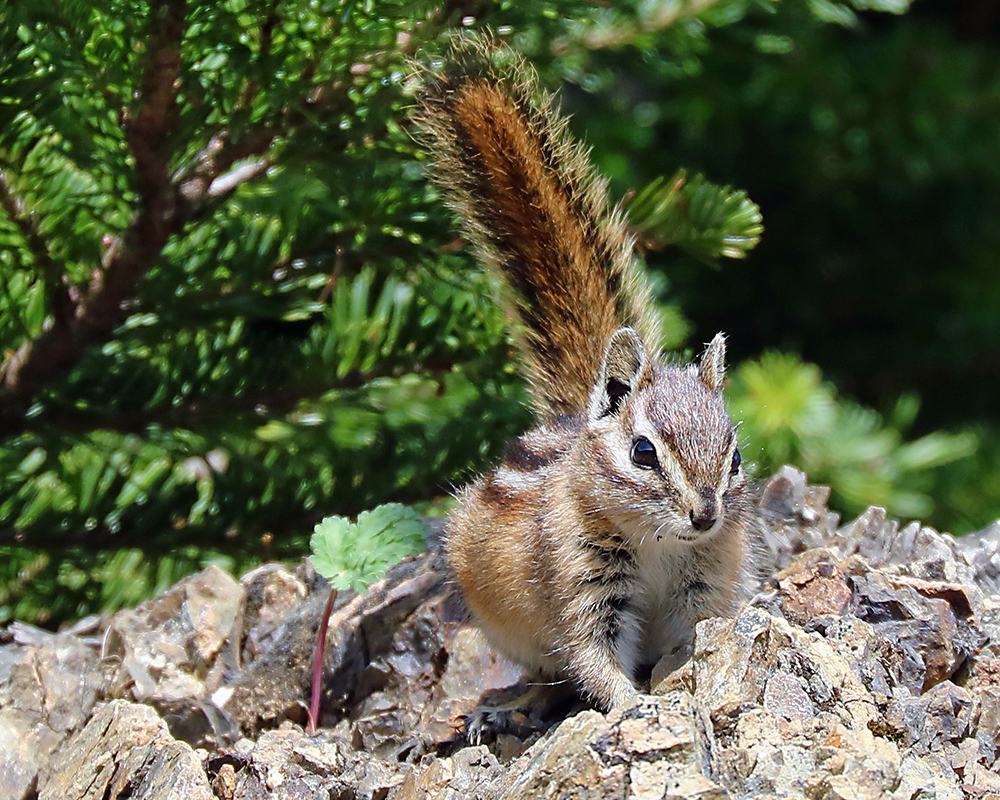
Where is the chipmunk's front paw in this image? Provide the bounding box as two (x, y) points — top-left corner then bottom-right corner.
(463, 706), (539, 746)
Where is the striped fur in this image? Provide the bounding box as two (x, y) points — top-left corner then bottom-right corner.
(444, 334), (755, 714)
(412, 37), (661, 416)
(420, 38), (757, 721)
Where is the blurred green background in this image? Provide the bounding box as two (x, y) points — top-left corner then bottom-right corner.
(0, 0), (997, 626)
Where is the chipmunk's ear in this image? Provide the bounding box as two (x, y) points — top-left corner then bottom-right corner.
(588, 327), (648, 421)
(698, 332), (727, 394)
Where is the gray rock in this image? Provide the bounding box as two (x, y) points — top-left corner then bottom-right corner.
(39, 699), (214, 800)
(755, 465), (840, 576)
(885, 680), (976, 752)
(219, 551), (456, 744)
(485, 694), (728, 800)
(762, 671), (815, 722)
(0, 624), (101, 799)
(893, 753), (964, 800)
(237, 563), (308, 666)
(7, 472), (1000, 799)
(776, 552), (853, 625)
(102, 564), (244, 747)
(687, 608), (901, 798)
(225, 728), (412, 800)
(756, 466), (1000, 599)
(957, 520), (1000, 594)
(104, 564), (244, 703)
(842, 561), (981, 693)
(389, 746), (502, 800)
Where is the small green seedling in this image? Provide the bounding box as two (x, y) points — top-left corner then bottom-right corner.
(310, 503), (429, 593)
(306, 503), (427, 733)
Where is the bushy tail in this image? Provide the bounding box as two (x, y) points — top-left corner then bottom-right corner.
(411, 37), (661, 417)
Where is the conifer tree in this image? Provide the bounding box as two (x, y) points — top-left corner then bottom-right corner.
(0, 0), (983, 624)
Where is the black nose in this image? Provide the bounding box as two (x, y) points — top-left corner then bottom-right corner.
(689, 510), (717, 531)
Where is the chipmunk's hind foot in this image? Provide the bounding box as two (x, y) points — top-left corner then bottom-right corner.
(464, 706), (540, 746)
(462, 680), (578, 745)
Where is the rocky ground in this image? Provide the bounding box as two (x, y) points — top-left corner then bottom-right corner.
(3, 466), (1000, 799)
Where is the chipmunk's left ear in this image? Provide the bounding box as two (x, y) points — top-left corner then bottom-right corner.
(588, 327), (649, 421)
(698, 332), (726, 394)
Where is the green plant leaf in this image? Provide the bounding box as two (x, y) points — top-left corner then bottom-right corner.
(309, 502), (427, 593)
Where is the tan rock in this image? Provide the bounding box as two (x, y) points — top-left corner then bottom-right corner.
(0, 625), (100, 798)
(104, 564), (243, 702)
(486, 694), (727, 800)
(39, 700), (214, 800)
(778, 556), (853, 625)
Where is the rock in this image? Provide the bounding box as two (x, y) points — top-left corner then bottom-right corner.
(103, 564), (244, 747)
(956, 520), (1000, 594)
(103, 564), (243, 702)
(886, 681), (976, 753)
(777, 553), (853, 625)
(427, 626), (525, 745)
(755, 465), (840, 576)
(893, 753), (964, 800)
(219, 551), (451, 743)
(237, 563), (308, 665)
(762, 671), (815, 722)
(390, 745), (503, 800)
(215, 587), (330, 732)
(0, 624), (101, 800)
(484, 694), (728, 800)
(39, 699), (214, 800)
(971, 591), (1000, 660)
(847, 562), (981, 692)
(7, 472), (1000, 799)
(688, 606), (880, 733)
(222, 727), (413, 800)
(972, 680), (1000, 761)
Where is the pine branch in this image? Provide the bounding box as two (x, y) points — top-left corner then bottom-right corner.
(14, 386), (323, 436)
(0, 0), (432, 439)
(83, 0), (187, 324)
(11, 356), (465, 436)
(176, 127), (277, 203)
(0, 1), (293, 437)
(0, 169), (78, 330)
(0, 0), (188, 432)
(628, 170), (763, 262)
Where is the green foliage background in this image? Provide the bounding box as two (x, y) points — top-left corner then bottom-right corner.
(0, 0), (996, 625)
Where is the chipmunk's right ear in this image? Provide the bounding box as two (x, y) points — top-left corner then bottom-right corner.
(588, 327), (648, 421)
(697, 332), (726, 394)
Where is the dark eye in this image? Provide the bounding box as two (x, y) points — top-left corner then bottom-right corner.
(730, 448), (742, 474)
(631, 437), (659, 470)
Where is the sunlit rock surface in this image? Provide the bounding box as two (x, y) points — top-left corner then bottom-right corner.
(3, 467), (1000, 799)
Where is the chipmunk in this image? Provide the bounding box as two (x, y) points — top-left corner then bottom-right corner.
(412, 38), (755, 730)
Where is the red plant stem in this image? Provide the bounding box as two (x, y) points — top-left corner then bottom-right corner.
(307, 586), (338, 735)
